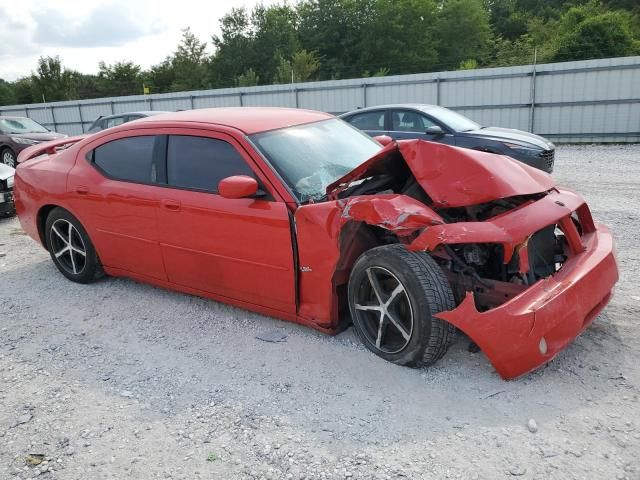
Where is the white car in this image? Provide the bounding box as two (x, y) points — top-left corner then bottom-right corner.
(0, 162), (15, 216)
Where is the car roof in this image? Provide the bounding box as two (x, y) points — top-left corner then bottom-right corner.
(340, 104), (442, 116)
(99, 111), (168, 120)
(135, 107), (333, 134)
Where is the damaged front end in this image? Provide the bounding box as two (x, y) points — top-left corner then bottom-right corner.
(319, 139), (618, 379)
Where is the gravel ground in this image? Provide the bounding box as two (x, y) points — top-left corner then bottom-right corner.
(1, 144), (639, 480)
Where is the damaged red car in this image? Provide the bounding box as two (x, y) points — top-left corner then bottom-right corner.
(14, 108), (618, 379)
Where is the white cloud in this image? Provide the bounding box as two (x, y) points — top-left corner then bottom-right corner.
(0, 0), (277, 81)
(32, 3), (165, 47)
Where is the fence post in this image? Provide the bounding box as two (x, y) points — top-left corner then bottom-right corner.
(528, 49), (538, 133)
(436, 77), (441, 105)
(238, 92), (244, 106)
(50, 106), (58, 132)
(362, 83), (367, 108)
(190, 95), (195, 109)
(77, 103), (85, 133)
(294, 87), (299, 108)
(110, 101), (115, 114)
(25, 106), (30, 119)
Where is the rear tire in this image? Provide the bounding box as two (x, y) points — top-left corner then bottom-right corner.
(45, 208), (104, 283)
(348, 244), (456, 367)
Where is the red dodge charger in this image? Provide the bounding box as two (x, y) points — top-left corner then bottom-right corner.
(14, 108), (618, 379)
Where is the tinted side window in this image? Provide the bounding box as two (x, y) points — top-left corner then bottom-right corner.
(391, 111), (436, 132)
(347, 111), (385, 131)
(167, 136), (254, 192)
(93, 136), (156, 183)
(106, 116), (126, 128)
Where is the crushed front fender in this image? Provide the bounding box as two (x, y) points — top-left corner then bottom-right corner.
(435, 223), (618, 379)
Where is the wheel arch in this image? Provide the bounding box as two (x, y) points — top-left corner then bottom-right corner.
(36, 204), (89, 250)
(37, 204), (63, 249)
(332, 221), (401, 328)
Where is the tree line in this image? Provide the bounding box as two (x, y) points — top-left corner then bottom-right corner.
(1, 0), (639, 106)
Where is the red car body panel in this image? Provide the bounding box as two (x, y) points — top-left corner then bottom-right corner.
(328, 139), (556, 207)
(436, 223), (617, 379)
(14, 108), (619, 380)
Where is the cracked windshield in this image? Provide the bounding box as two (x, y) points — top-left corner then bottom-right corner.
(251, 119), (381, 202)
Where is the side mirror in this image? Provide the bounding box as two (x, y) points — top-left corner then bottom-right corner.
(425, 125), (444, 136)
(218, 175), (259, 199)
(373, 135), (394, 146)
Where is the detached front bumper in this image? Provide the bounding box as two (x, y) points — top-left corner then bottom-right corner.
(435, 223), (618, 380)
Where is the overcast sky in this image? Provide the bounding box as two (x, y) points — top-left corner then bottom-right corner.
(0, 0), (277, 81)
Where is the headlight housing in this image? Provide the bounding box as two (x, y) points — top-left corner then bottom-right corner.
(502, 142), (540, 157)
(6, 176), (14, 188)
(11, 137), (40, 145)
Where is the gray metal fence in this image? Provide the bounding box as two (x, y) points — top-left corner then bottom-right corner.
(2, 55), (639, 143)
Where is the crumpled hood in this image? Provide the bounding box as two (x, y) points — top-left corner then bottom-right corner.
(327, 139), (556, 208)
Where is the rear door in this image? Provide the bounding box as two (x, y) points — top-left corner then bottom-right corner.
(343, 110), (387, 138)
(155, 130), (296, 314)
(68, 133), (167, 280)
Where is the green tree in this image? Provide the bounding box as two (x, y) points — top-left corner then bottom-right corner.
(251, 5), (299, 84)
(485, 0), (528, 40)
(171, 28), (209, 91)
(435, 0), (493, 69)
(273, 50), (321, 84)
(0, 79), (16, 106)
(358, 0), (438, 75)
(552, 7), (638, 61)
(69, 72), (102, 99)
(297, 0), (375, 79)
(30, 56), (73, 102)
(236, 68), (260, 86)
(493, 34), (539, 66)
(13, 78), (34, 104)
(98, 61), (143, 96)
(274, 55), (294, 84)
(459, 59), (479, 69)
(210, 7), (254, 87)
(145, 59), (176, 94)
(292, 50), (321, 82)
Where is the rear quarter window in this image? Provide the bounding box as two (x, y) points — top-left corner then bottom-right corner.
(92, 136), (156, 183)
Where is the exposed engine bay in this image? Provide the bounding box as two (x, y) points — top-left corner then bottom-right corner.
(331, 143), (573, 312)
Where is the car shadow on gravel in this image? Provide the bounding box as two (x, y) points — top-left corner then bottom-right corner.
(0, 257), (630, 445)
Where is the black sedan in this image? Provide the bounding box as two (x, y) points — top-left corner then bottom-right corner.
(87, 111), (168, 133)
(340, 104), (555, 173)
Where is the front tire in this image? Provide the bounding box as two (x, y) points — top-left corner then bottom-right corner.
(348, 244), (456, 367)
(1, 148), (16, 168)
(45, 208), (104, 283)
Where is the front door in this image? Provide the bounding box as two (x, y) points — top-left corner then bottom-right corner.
(156, 132), (296, 314)
(387, 109), (456, 145)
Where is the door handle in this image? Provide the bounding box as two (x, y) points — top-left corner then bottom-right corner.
(161, 199), (181, 211)
(75, 185), (89, 195)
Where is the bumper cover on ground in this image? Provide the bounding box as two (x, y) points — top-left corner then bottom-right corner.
(435, 223), (618, 379)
